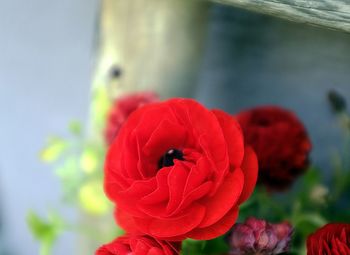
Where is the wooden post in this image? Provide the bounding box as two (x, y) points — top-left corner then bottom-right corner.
(81, 1), (211, 254)
(213, 0), (350, 33)
(93, 0), (211, 99)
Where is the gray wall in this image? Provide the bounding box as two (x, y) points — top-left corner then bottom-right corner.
(0, 0), (97, 254)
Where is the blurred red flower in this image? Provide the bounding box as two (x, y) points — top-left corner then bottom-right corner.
(236, 106), (311, 190)
(95, 235), (180, 255)
(105, 92), (159, 145)
(307, 223), (350, 255)
(105, 98), (258, 240)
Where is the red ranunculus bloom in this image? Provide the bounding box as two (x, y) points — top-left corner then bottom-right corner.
(105, 98), (258, 240)
(236, 106), (311, 190)
(96, 235), (180, 255)
(105, 92), (159, 145)
(307, 223), (350, 255)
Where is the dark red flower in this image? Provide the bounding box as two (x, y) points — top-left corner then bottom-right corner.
(236, 106), (311, 190)
(307, 223), (350, 255)
(95, 235), (180, 255)
(105, 98), (258, 240)
(105, 92), (159, 145)
(229, 217), (293, 255)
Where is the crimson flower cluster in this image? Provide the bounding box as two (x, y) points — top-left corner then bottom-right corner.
(307, 223), (350, 255)
(237, 106), (311, 191)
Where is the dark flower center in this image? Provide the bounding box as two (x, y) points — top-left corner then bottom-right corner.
(158, 149), (184, 169)
(257, 118), (270, 127)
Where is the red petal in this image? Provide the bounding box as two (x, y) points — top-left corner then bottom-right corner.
(115, 178), (157, 217)
(237, 146), (258, 204)
(171, 181), (212, 216)
(187, 207), (239, 240)
(115, 207), (141, 234)
(183, 156), (211, 195)
(166, 162), (190, 214)
(134, 204), (205, 238)
(212, 109), (245, 169)
(198, 168), (244, 228)
(169, 99), (229, 174)
(142, 119), (187, 159)
(140, 169), (170, 205)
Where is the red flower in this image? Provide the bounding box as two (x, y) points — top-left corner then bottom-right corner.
(307, 223), (350, 255)
(105, 92), (159, 145)
(105, 98), (258, 240)
(236, 106), (311, 190)
(95, 235), (180, 255)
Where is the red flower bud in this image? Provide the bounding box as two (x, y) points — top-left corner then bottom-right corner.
(105, 92), (159, 145)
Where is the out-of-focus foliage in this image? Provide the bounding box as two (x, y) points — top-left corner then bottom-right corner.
(27, 211), (64, 255)
(40, 137), (67, 163)
(28, 85), (115, 254)
(78, 180), (110, 215)
(182, 237), (229, 255)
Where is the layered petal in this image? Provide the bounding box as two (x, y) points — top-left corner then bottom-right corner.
(237, 146), (258, 204)
(134, 204), (206, 238)
(95, 234), (180, 255)
(188, 207), (239, 240)
(198, 168), (244, 228)
(105, 98), (257, 240)
(307, 223), (350, 255)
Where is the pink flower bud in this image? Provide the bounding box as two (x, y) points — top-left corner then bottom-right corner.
(229, 217), (293, 255)
(231, 225), (255, 250)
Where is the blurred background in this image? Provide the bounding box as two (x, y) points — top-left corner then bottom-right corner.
(0, 0), (97, 254)
(0, 0), (349, 254)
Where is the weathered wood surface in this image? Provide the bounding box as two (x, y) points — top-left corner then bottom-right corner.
(213, 0), (350, 33)
(93, 0), (210, 99)
(84, 1), (210, 254)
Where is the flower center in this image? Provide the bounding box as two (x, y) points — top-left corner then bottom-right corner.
(158, 149), (184, 169)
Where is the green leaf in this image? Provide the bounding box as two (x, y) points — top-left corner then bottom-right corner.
(68, 120), (82, 136)
(55, 157), (82, 201)
(40, 137), (67, 163)
(181, 237), (229, 255)
(202, 236), (230, 254)
(80, 147), (99, 174)
(303, 167), (321, 187)
(78, 180), (110, 215)
(296, 213), (327, 228)
(181, 239), (205, 255)
(27, 211), (64, 255)
(92, 86), (112, 131)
